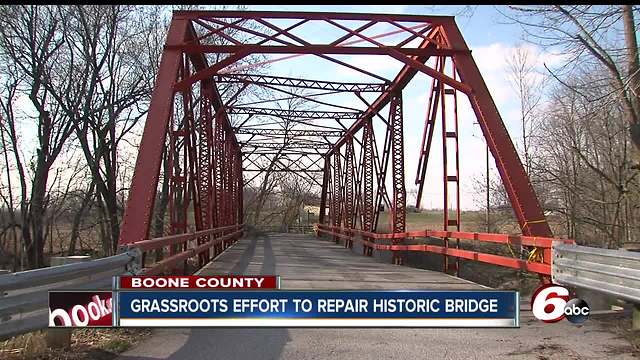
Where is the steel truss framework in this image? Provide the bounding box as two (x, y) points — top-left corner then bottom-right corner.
(118, 10), (553, 275)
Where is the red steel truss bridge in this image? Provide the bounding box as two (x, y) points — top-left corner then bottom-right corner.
(116, 10), (573, 279)
(5, 12), (640, 353)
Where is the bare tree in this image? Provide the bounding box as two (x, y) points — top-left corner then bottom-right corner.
(470, 46), (546, 235)
(278, 173), (317, 230)
(532, 71), (639, 247)
(67, 180), (95, 255)
(497, 5), (640, 248)
(503, 5), (640, 162)
(0, 5), (79, 267)
(0, 5), (186, 265)
(506, 46), (543, 175)
(38, 6), (159, 254)
(0, 74), (22, 270)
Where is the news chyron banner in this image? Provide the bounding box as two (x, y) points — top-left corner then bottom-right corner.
(49, 276), (519, 328)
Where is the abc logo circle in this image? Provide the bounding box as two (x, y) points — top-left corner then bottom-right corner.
(531, 284), (590, 324)
(564, 298), (590, 324)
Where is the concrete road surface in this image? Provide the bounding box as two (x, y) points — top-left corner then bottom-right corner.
(119, 233), (637, 359)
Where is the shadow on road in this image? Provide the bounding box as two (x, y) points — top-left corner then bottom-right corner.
(228, 236), (259, 275)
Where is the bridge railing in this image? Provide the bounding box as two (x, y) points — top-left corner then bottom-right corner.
(125, 224), (244, 275)
(315, 224), (574, 275)
(0, 250), (139, 340)
(254, 225), (314, 234)
(0, 224), (244, 340)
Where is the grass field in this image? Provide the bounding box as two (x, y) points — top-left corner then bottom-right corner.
(376, 209), (492, 232)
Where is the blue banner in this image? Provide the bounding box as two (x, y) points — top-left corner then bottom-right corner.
(117, 290), (518, 327)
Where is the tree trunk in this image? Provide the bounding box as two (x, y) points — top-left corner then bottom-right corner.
(622, 5), (640, 155)
(26, 150), (49, 268)
(106, 195), (120, 255)
(96, 199), (110, 257)
(68, 182), (95, 255)
(619, 5), (639, 246)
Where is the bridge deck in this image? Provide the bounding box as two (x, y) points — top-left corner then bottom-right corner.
(198, 232), (481, 290)
(120, 233), (634, 360)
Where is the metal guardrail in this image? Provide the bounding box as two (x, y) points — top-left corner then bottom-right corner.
(0, 249), (140, 341)
(552, 242), (640, 303)
(0, 223), (243, 341)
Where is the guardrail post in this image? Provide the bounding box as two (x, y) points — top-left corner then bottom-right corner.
(124, 247), (143, 274)
(624, 246), (640, 330)
(46, 329), (71, 349)
(0, 270), (9, 323)
(46, 256), (90, 348)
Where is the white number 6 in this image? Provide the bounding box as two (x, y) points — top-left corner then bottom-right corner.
(532, 285), (569, 322)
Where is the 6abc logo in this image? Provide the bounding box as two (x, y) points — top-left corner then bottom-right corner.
(531, 284), (590, 324)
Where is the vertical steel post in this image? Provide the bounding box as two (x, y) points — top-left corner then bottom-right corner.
(212, 108), (225, 258)
(344, 136), (355, 248)
(332, 151), (342, 243)
(167, 108), (177, 270)
(319, 156), (330, 228)
(362, 120), (375, 255)
(180, 69), (195, 271)
(197, 84), (214, 267)
(440, 57), (461, 276)
(237, 145), (244, 227)
(389, 92), (406, 265)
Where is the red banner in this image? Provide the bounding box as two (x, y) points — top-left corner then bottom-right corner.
(49, 291), (113, 327)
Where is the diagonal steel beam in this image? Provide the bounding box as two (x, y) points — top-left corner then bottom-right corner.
(327, 26), (443, 155)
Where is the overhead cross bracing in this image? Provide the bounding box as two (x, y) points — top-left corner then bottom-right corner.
(216, 74), (390, 92)
(234, 129), (344, 137)
(228, 107), (363, 119)
(119, 10), (553, 275)
(239, 142), (332, 149)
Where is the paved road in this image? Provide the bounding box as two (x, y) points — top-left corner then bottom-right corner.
(120, 233), (636, 359)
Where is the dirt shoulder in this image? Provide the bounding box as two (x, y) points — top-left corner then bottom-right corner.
(1, 328), (152, 360)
